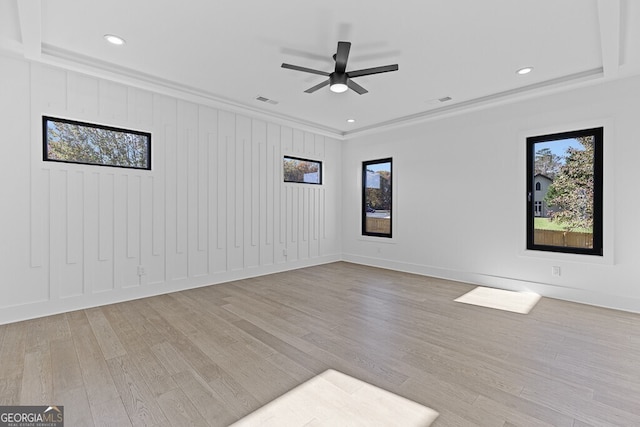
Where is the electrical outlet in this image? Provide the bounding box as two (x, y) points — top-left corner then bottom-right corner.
(283, 248), (288, 257)
(137, 265), (146, 276)
(552, 266), (561, 277)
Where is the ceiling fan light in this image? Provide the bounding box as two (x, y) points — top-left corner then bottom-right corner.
(330, 83), (348, 93)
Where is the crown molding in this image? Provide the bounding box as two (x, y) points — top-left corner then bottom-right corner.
(343, 68), (605, 139)
(1, 42), (631, 142)
(36, 44), (347, 140)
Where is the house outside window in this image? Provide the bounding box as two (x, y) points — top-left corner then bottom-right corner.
(533, 174), (552, 217)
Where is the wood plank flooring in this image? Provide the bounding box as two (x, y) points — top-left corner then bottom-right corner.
(1, 261), (639, 426)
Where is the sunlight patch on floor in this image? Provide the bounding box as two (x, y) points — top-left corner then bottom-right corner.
(229, 369), (439, 426)
(454, 286), (541, 314)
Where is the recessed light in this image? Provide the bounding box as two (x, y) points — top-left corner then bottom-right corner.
(346, 119), (356, 123)
(517, 67), (533, 75)
(104, 34), (126, 46)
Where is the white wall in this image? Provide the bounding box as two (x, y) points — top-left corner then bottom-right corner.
(0, 54), (342, 325)
(3, 52), (640, 324)
(342, 74), (640, 313)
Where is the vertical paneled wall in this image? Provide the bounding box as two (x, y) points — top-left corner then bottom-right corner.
(0, 57), (341, 324)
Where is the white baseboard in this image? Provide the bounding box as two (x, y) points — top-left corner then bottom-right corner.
(341, 253), (640, 314)
(4, 252), (637, 325)
(0, 254), (341, 325)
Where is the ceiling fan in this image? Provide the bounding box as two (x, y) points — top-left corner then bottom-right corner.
(281, 41), (399, 95)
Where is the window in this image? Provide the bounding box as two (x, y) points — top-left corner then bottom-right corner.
(526, 127), (603, 255)
(362, 158), (392, 238)
(534, 201), (543, 217)
(283, 156), (322, 184)
(43, 116), (151, 170)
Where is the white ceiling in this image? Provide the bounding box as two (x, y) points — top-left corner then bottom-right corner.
(1, 0), (639, 138)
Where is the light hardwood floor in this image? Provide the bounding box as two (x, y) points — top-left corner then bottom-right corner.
(1, 262), (639, 426)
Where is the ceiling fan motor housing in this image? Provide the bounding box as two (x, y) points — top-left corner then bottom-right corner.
(329, 72), (348, 93)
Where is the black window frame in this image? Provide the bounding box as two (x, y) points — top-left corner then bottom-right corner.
(283, 155), (323, 185)
(43, 116), (151, 170)
(362, 157), (393, 238)
(526, 127), (603, 256)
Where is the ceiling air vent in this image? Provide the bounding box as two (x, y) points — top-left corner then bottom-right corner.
(256, 96), (279, 105)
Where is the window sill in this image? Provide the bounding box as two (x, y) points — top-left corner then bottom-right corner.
(518, 248), (613, 265)
(358, 235), (397, 244)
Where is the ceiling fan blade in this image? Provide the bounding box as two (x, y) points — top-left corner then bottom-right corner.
(347, 79), (368, 95)
(347, 64), (399, 78)
(281, 63), (330, 77)
(304, 79), (330, 93)
(334, 41), (351, 74)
